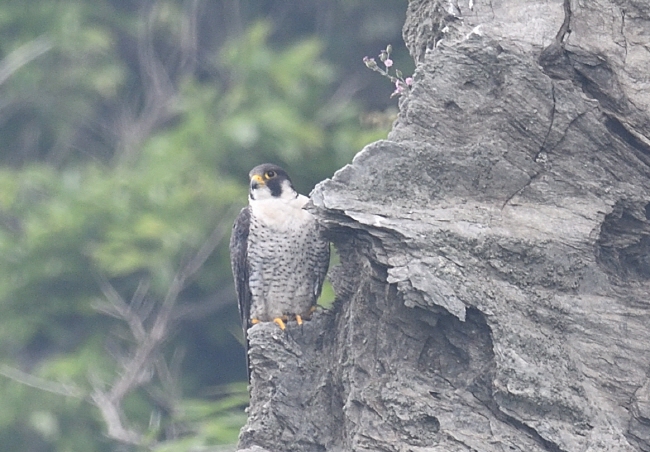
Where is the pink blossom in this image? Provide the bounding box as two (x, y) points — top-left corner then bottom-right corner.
(384, 59), (393, 68)
(392, 81), (405, 97)
(405, 77), (413, 86)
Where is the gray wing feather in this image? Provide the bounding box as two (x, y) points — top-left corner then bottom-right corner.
(312, 225), (330, 301)
(229, 206), (252, 377)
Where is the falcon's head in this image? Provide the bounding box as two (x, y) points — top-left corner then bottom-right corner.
(248, 163), (297, 201)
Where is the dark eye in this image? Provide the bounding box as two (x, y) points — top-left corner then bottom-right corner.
(265, 170), (276, 178)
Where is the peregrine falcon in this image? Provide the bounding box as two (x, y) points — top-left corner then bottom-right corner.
(229, 163), (330, 358)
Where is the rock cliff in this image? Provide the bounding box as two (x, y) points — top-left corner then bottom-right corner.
(239, 1), (650, 450)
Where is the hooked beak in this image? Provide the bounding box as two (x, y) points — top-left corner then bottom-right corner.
(250, 174), (264, 190)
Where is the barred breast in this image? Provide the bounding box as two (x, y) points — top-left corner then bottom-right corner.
(247, 198), (329, 322)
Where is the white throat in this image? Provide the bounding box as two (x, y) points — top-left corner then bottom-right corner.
(249, 191), (312, 230)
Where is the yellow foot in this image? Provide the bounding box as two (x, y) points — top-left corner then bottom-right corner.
(273, 317), (286, 330)
(295, 314), (303, 326)
(251, 318), (260, 325)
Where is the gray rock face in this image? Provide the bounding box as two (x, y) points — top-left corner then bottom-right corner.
(238, 1), (650, 451)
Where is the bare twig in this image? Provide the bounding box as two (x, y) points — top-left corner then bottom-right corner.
(94, 275), (149, 343)
(91, 390), (144, 446)
(0, 364), (83, 398)
(0, 35), (53, 87)
(171, 288), (233, 322)
(114, 6), (175, 164)
(114, 0), (202, 165)
(90, 216), (232, 447)
(151, 217), (232, 344)
(179, 0), (201, 74)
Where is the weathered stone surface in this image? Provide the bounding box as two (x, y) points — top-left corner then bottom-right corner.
(238, 1), (650, 451)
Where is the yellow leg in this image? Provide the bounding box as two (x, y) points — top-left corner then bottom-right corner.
(273, 317), (286, 330)
(295, 314), (303, 325)
(251, 318), (260, 324)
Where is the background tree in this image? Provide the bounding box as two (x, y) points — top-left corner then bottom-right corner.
(0, 1), (412, 451)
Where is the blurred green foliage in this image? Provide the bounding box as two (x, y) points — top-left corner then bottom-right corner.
(0, 0), (410, 451)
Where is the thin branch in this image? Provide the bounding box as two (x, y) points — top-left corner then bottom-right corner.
(0, 35), (53, 87)
(131, 277), (152, 313)
(147, 348), (185, 415)
(114, 5), (178, 165)
(91, 390), (144, 446)
(179, 0), (201, 74)
(91, 217), (232, 446)
(95, 275), (148, 343)
(171, 289), (233, 322)
(0, 364), (83, 398)
(150, 217), (233, 344)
